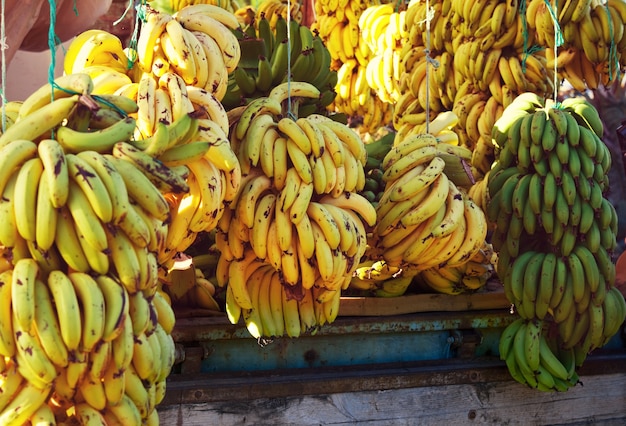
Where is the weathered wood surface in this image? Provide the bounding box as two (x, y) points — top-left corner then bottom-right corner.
(338, 290), (510, 317)
(159, 352), (626, 425)
(158, 371), (626, 425)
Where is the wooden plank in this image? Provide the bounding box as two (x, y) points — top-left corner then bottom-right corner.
(161, 351), (626, 405)
(158, 371), (626, 425)
(338, 290), (511, 317)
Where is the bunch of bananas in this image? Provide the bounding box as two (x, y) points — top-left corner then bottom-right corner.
(359, 3), (407, 104)
(252, 0), (305, 28)
(360, 132), (395, 206)
(133, 4), (242, 101)
(370, 133), (488, 273)
(149, 0), (242, 16)
(533, 0), (626, 90)
(1, 262), (175, 424)
(63, 29), (133, 77)
(0, 75), (189, 423)
(415, 242), (495, 294)
(214, 82), (377, 338)
(348, 259), (416, 297)
(487, 92), (626, 390)
(64, 6), (244, 267)
(392, 0), (556, 182)
(312, 0), (393, 134)
(222, 14), (338, 115)
(498, 318), (582, 392)
(162, 251), (222, 311)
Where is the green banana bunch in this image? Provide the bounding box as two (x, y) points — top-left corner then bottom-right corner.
(489, 93), (626, 390)
(499, 318), (580, 391)
(223, 16), (337, 115)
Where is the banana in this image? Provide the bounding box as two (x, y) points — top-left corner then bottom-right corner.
(95, 274), (128, 342)
(176, 12), (241, 72)
(0, 270), (16, 357)
(66, 153), (115, 224)
(65, 179), (108, 257)
(28, 401), (56, 425)
(0, 379), (51, 425)
(388, 157), (442, 203)
(55, 114), (136, 154)
(112, 141), (189, 194)
(108, 394), (142, 426)
(499, 318), (525, 360)
(11, 258), (39, 334)
(87, 339), (111, 382)
(37, 138), (69, 209)
(512, 321), (538, 387)
(187, 86), (230, 136)
(307, 201), (342, 250)
(573, 244), (600, 294)
(163, 20), (197, 85)
(68, 272), (106, 353)
(105, 155), (171, 222)
(278, 116), (313, 156)
(0, 96), (75, 148)
(75, 150), (137, 225)
(74, 402), (109, 425)
(33, 278), (69, 368)
(107, 226), (143, 293)
(152, 292), (176, 334)
(399, 172), (450, 227)
(46, 270), (84, 352)
(537, 252), (557, 320)
(320, 192), (377, 231)
(19, 72), (92, 117)
(281, 277), (302, 338)
(136, 7), (173, 71)
(13, 157), (44, 242)
(14, 304), (58, 389)
(446, 196), (488, 267)
(0, 173), (20, 249)
(110, 308), (134, 377)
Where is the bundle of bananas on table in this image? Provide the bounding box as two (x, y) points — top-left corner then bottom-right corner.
(370, 131), (488, 275)
(487, 92), (626, 391)
(222, 14), (338, 116)
(0, 74), (193, 423)
(214, 82), (377, 338)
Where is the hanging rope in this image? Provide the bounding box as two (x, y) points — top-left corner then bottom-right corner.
(286, 0), (296, 120)
(422, 0), (438, 134)
(1, 0), (7, 132)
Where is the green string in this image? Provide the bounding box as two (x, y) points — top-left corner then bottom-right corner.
(126, 1), (148, 69)
(47, 0), (62, 94)
(604, 2), (620, 84)
(542, 0), (564, 48)
(518, 0), (544, 73)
